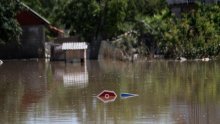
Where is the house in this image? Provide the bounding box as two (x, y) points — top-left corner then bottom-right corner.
(50, 37), (88, 63)
(167, 0), (220, 16)
(0, 3), (63, 59)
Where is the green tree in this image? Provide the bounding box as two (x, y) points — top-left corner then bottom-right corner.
(0, 0), (22, 44)
(60, 0), (130, 59)
(179, 6), (220, 58)
(60, 0), (166, 59)
(136, 4), (220, 59)
(61, 0), (100, 41)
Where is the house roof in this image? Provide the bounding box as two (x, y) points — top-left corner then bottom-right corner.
(22, 3), (50, 24)
(17, 3), (50, 25)
(49, 25), (64, 34)
(62, 42), (88, 50)
(16, 3), (64, 35)
(166, 0), (193, 5)
(166, 0), (220, 5)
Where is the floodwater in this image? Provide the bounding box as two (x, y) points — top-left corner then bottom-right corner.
(0, 59), (220, 124)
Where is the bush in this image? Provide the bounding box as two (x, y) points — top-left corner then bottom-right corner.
(138, 4), (220, 59)
(112, 31), (148, 59)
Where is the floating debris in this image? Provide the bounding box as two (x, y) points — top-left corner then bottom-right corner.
(176, 57), (187, 62)
(120, 93), (139, 99)
(202, 58), (210, 62)
(0, 60), (3, 65)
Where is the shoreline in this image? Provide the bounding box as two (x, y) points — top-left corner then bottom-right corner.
(0, 55), (220, 63)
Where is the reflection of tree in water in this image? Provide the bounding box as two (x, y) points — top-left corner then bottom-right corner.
(1, 60), (220, 123)
(47, 60), (220, 123)
(124, 61), (220, 123)
(168, 61), (220, 124)
(48, 61), (121, 123)
(0, 60), (47, 124)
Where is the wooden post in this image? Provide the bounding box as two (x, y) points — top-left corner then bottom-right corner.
(65, 50), (67, 63)
(80, 49), (86, 63)
(50, 45), (54, 61)
(84, 49), (86, 62)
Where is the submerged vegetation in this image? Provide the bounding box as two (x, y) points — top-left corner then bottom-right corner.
(1, 0), (220, 59)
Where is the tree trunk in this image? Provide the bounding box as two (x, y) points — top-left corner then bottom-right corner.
(89, 1), (108, 60)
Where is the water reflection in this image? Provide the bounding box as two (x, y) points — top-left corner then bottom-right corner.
(51, 63), (88, 88)
(0, 60), (220, 123)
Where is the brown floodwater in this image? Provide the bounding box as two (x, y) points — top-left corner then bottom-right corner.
(0, 59), (220, 124)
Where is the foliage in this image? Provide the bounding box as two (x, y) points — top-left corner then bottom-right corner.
(61, 0), (101, 41)
(112, 31), (147, 58)
(0, 0), (22, 44)
(59, 0), (166, 42)
(60, 0), (127, 42)
(179, 5), (220, 59)
(20, 0), (166, 59)
(138, 4), (220, 59)
(3, 0), (219, 59)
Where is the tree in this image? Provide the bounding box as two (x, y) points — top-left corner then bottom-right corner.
(60, 0), (166, 41)
(0, 0), (22, 44)
(137, 4), (220, 59)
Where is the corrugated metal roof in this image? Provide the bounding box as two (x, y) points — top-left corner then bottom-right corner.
(62, 42), (88, 50)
